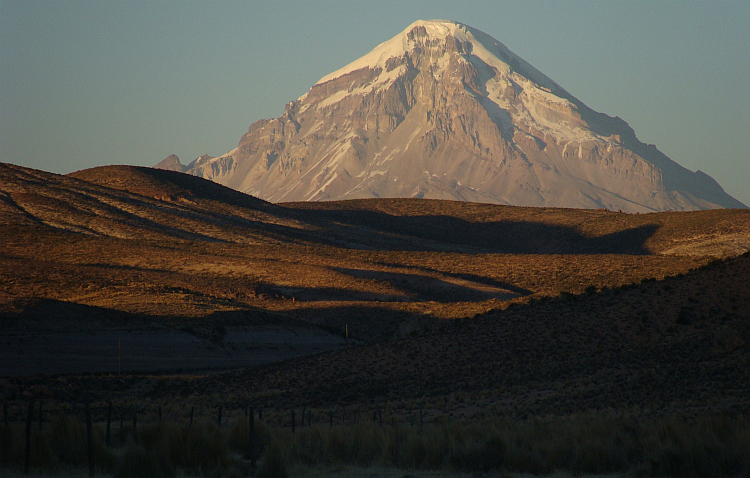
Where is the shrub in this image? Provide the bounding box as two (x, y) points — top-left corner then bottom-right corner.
(114, 446), (175, 478)
(257, 442), (287, 478)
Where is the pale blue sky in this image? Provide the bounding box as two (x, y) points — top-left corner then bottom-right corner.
(2, 0), (748, 206)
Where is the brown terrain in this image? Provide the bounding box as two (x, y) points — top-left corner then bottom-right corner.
(1, 161), (749, 423)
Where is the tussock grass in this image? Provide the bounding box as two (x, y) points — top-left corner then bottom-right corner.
(0, 415), (258, 477)
(270, 415), (750, 477)
(2, 414), (748, 476)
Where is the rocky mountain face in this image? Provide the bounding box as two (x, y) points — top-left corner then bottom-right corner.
(160, 20), (745, 212)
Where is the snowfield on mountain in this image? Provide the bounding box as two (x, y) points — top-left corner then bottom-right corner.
(158, 20), (745, 213)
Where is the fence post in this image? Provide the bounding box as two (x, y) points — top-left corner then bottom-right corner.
(85, 401), (94, 477)
(106, 401), (112, 447)
(248, 406), (256, 471)
(132, 406), (138, 441)
(24, 399), (33, 476)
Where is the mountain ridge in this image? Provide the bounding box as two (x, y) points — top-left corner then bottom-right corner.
(161, 20), (744, 212)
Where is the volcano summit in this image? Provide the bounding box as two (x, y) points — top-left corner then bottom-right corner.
(159, 20), (745, 212)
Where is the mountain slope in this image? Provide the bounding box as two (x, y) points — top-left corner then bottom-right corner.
(166, 20), (744, 212)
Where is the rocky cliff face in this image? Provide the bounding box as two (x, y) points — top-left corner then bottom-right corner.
(159, 20), (745, 212)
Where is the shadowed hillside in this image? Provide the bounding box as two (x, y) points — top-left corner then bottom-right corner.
(1, 162), (749, 415)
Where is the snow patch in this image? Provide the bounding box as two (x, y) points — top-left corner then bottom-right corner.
(316, 65), (406, 109)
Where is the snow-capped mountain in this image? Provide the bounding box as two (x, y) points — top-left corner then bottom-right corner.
(158, 20), (745, 212)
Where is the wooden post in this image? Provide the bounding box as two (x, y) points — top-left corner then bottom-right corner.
(24, 399), (33, 476)
(291, 409), (295, 433)
(85, 401), (94, 477)
(217, 406), (222, 426)
(248, 406), (256, 471)
(190, 407), (194, 426)
(106, 401), (112, 447)
(132, 407), (138, 441)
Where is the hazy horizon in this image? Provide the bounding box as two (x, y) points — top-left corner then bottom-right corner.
(2, 0), (748, 207)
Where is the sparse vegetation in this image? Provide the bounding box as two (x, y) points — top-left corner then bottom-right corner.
(2, 413), (748, 477)
(2, 164), (750, 476)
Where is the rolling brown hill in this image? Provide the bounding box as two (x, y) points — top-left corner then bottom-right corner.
(1, 162), (749, 394)
(178, 251), (750, 419)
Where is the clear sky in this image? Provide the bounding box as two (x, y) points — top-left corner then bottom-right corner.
(2, 0), (748, 206)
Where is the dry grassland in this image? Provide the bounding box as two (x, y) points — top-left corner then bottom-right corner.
(2, 163), (750, 476)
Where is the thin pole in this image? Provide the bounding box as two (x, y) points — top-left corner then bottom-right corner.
(249, 406), (256, 471)
(24, 399), (33, 475)
(132, 407), (137, 441)
(106, 401), (112, 447)
(85, 401), (94, 477)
